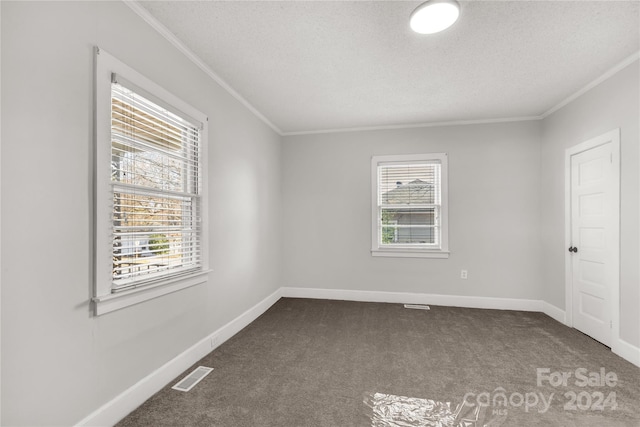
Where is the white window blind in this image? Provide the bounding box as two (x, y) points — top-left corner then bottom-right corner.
(109, 76), (203, 292)
(378, 161), (441, 247)
(371, 154), (449, 258)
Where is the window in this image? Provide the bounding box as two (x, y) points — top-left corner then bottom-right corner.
(371, 154), (449, 258)
(94, 48), (209, 315)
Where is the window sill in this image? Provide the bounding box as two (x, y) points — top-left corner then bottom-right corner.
(93, 270), (211, 316)
(371, 249), (450, 259)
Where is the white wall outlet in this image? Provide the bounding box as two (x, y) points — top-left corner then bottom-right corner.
(210, 335), (219, 349)
(461, 270), (468, 279)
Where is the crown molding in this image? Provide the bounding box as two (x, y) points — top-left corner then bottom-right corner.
(123, 0), (284, 136)
(542, 50), (640, 118)
(282, 115), (543, 137)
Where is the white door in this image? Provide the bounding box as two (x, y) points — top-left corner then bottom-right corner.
(568, 134), (619, 347)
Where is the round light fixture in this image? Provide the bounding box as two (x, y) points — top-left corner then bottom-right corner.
(410, 0), (460, 34)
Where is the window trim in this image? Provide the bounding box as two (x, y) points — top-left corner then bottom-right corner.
(93, 47), (210, 315)
(371, 153), (449, 259)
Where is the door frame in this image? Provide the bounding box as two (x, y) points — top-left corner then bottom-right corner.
(564, 129), (620, 346)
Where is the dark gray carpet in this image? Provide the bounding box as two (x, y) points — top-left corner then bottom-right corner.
(117, 298), (640, 426)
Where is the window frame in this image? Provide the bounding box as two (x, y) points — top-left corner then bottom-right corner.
(93, 47), (210, 315)
(371, 153), (449, 259)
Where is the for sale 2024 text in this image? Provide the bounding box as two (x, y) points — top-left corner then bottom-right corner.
(537, 367), (618, 411)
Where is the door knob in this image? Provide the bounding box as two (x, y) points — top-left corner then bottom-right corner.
(568, 246), (578, 253)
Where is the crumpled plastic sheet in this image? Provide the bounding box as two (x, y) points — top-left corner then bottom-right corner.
(365, 393), (456, 427)
(364, 393), (507, 427)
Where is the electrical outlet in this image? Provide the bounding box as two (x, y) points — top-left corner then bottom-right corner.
(461, 270), (468, 279)
(210, 335), (219, 349)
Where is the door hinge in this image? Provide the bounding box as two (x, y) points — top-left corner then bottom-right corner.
(610, 320), (612, 329)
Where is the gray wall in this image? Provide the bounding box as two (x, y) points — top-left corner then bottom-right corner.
(282, 121), (542, 299)
(540, 62), (640, 347)
(1, 2), (282, 425)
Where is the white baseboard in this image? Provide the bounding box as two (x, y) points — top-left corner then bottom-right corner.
(536, 303), (639, 368)
(612, 337), (640, 368)
(75, 287), (283, 427)
(542, 301), (566, 324)
(281, 287), (544, 312)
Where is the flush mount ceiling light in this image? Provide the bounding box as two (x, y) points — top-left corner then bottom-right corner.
(410, 0), (460, 34)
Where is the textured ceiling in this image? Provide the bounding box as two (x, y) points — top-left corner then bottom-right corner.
(138, 1), (640, 134)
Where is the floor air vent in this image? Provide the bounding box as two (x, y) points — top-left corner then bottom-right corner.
(172, 366), (213, 392)
(403, 304), (430, 310)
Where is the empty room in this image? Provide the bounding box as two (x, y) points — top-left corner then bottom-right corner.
(1, 0), (640, 426)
